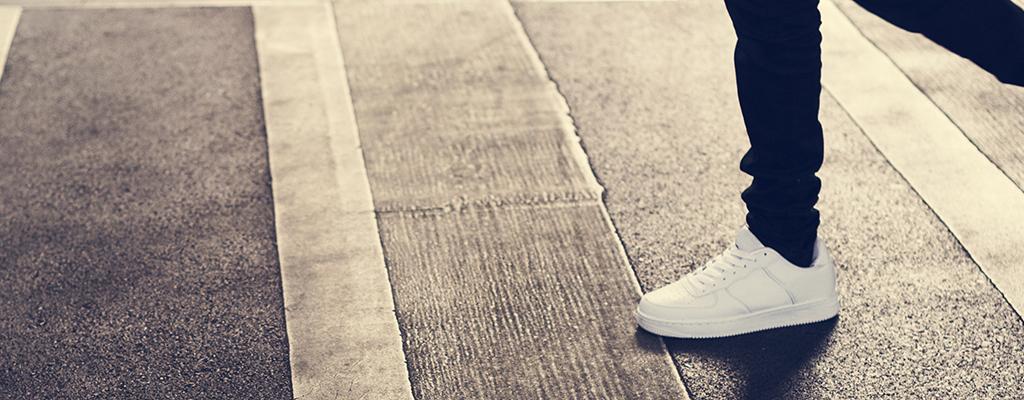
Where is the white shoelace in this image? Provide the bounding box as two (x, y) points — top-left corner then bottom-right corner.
(686, 247), (756, 290)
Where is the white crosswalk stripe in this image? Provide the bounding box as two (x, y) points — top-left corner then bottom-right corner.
(253, 4), (414, 399)
(820, 0), (1024, 319)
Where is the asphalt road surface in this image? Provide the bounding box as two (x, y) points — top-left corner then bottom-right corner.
(1, 0), (1023, 399)
(0, 7), (291, 399)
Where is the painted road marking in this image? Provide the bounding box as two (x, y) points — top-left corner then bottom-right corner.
(832, 0), (1024, 195)
(821, 0), (1024, 318)
(252, 4), (413, 399)
(0, 6), (19, 83)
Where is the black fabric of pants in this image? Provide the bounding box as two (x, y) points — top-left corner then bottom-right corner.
(723, 0), (1024, 267)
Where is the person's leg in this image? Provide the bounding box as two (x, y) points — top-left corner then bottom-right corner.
(724, 0), (824, 267)
(635, 0), (839, 336)
(855, 0), (1024, 86)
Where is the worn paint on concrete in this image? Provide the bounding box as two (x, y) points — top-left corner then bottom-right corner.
(515, 0), (1024, 398)
(0, 8), (292, 398)
(820, 0), (1024, 319)
(334, 0), (688, 398)
(253, 4), (413, 400)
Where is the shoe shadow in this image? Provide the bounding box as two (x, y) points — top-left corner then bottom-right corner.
(651, 317), (838, 400)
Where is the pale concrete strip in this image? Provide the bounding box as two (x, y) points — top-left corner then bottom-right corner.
(832, 0), (1024, 195)
(252, 5), (413, 400)
(502, 0), (689, 394)
(332, 1), (603, 211)
(0, 6), (18, 83)
(500, 0), (603, 201)
(821, 0), (1024, 317)
(332, 1), (688, 397)
(516, 0), (681, 2)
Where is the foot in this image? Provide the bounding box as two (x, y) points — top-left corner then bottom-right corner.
(635, 226), (839, 338)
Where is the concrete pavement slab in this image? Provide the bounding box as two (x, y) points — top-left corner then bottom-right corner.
(0, 8), (291, 398)
(379, 205), (687, 399)
(334, 1), (602, 212)
(334, 1), (687, 397)
(515, 1), (1024, 398)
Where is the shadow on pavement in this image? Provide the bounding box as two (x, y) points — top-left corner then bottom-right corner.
(657, 317), (838, 399)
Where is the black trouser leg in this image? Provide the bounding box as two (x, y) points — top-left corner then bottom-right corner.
(724, 0), (1023, 268)
(724, 0), (824, 267)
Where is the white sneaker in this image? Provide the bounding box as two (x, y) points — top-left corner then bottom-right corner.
(635, 226), (840, 338)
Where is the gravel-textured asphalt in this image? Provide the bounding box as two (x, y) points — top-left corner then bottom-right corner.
(516, 1), (1024, 399)
(0, 8), (291, 399)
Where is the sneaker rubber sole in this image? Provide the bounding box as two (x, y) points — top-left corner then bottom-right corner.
(635, 297), (840, 339)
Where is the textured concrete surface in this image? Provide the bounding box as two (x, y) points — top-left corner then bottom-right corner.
(0, 8), (291, 399)
(379, 206), (685, 399)
(253, 5), (413, 399)
(335, 1), (687, 398)
(334, 1), (602, 212)
(516, 1), (1024, 398)
(834, 0), (1024, 192)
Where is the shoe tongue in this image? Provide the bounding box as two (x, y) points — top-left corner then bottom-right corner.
(734, 226), (765, 252)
